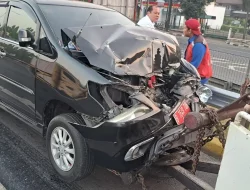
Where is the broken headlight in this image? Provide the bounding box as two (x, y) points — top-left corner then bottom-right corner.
(108, 104), (151, 123)
(196, 86), (212, 103)
(88, 80), (159, 123)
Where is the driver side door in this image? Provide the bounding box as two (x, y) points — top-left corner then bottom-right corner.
(0, 1), (38, 122)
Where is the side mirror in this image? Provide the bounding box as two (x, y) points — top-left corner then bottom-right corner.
(18, 29), (35, 48)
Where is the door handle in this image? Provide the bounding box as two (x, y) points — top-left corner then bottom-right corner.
(0, 51), (6, 58)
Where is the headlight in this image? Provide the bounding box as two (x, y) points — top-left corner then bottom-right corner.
(196, 86), (213, 103)
(108, 104), (151, 123)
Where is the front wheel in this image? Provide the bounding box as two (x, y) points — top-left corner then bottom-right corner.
(46, 113), (95, 182)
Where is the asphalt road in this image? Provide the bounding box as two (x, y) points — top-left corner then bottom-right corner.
(176, 36), (250, 86)
(0, 110), (219, 190)
(177, 36), (250, 57)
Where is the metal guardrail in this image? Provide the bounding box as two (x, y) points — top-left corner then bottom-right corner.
(206, 84), (240, 109)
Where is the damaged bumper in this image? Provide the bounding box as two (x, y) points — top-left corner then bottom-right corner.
(71, 108), (167, 172)
(69, 70), (211, 171)
(70, 99), (212, 172)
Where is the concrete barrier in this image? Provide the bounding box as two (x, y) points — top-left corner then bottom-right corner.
(226, 38), (250, 48)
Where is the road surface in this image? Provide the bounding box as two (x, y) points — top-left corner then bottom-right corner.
(177, 36), (250, 57)
(0, 110), (219, 190)
(176, 36), (250, 86)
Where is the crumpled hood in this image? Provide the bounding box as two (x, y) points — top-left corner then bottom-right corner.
(62, 24), (181, 76)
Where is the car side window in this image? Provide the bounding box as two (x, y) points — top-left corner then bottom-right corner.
(39, 27), (53, 55)
(0, 6), (7, 36)
(5, 6), (37, 42)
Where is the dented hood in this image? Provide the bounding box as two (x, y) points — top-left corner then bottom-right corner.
(63, 24), (181, 76)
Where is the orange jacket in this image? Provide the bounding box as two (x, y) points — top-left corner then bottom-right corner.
(185, 35), (213, 79)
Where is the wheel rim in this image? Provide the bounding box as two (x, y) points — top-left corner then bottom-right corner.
(50, 127), (75, 171)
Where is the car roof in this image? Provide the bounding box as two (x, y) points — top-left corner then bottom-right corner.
(35, 0), (114, 11)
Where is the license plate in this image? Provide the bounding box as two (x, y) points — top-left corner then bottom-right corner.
(173, 101), (191, 125)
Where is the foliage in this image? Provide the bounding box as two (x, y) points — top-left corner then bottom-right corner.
(223, 17), (235, 25)
(221, 25), (245, 34)
(224, 17), (246, 27)
(5, 25), (35, 42)
(180, 0), (214, 20)
(6, 25), (19, 41)
(241, 18), (247, 26)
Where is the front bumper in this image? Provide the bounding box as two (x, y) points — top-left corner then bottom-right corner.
(71, 109), (169, 172)
(71, 99), (211, 172)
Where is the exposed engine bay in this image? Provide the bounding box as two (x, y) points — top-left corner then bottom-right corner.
(65, 48), (201, 125)
(61, 24), (202, 123)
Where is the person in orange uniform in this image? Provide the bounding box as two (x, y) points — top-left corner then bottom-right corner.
(183, 18), (213, 85)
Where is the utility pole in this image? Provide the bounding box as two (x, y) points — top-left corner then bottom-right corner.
(243, 11), (249, 39)
(165, 0), (173, 31)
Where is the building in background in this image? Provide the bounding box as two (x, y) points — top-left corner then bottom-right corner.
(216, 0), (243, 17)
(91, 0), (137, 21)
(89, 0), (182, 28)
(86, 0), (225, 31)
(205, 2), (226, 30)
(138, 0), (182, 29)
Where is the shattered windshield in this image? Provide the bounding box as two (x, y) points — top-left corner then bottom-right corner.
(39, 5), (136, 42)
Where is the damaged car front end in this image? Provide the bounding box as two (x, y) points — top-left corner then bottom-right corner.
(61, 24), (213, 174)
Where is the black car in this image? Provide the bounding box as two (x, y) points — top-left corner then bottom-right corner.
(0, 0), (213, 184)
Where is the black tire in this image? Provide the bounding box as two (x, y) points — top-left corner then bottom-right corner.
(46, 113), (95, 182)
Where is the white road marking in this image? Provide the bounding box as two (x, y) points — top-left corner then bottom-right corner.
(212, 61), (247, 66)
(213, 65), (246, 73)
(212, 58), (231, 62)
(229, 65), (247, 69)
(229, 62), (248, 66)
(229, 66), (235, 70)
(181, 50), (249, 72)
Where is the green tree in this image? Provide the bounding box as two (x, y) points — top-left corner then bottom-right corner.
(243, 0), (250, 39)
(181, 0), (214, 20)
(6, 25), (19, 41)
